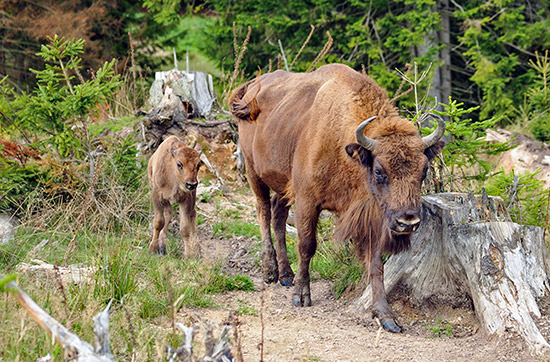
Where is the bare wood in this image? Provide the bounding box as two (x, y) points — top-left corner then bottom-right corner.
(355, 192), (550, 354)
(200, 152), (225, 186)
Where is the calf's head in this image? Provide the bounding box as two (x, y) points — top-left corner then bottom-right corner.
(171, 141), (202, 192)
(346, 115), (445, 236)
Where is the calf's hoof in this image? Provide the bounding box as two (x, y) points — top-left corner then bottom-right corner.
(150, 245), (166, 255)
(184, 245), (201, 259)
(379, 318), (402, 333)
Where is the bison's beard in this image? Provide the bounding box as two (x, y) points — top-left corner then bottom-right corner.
(334, 198), (412, 262)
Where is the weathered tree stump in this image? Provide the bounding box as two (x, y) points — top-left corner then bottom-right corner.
(356, 192), (550, 353)
(139, 69), (233, 154)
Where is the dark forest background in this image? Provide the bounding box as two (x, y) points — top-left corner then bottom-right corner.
(2, 0), (549, 131)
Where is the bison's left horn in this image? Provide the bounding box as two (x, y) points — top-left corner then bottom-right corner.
(355, 116), (378, 151)
(421, 113), (446, 148)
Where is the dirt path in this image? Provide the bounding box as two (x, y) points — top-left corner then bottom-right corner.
(176, 223), (542, 362)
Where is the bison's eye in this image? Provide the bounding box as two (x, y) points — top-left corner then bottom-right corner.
(374, 169), (387, 184)
(177, 162), (183, 170)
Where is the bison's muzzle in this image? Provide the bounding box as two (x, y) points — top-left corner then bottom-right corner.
(390, 210), (421, 234)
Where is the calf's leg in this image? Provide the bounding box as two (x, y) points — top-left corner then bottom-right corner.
(369, 246), (401, 333)
(179, 193), (200, 258)
(150, 197), (170, 255)
(271, 193), (294, 286)
(292, 198), (320, 307)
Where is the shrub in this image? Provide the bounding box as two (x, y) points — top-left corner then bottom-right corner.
(423, 98), (513, 193)
(530, 114), (550, 143)
(483, 169), (548, 228)
(0, 139), (45, 214)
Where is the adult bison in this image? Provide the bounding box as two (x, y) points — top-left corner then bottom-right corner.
(229, 64), (445, 332)
(148, 136), (202, 257)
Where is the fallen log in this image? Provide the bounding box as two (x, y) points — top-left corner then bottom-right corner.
(355, 192), (550, 354)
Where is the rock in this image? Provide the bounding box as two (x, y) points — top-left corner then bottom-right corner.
(487, 130), (550, 187)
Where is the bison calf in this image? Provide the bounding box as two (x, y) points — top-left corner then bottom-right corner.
(148, 136), (202, 257)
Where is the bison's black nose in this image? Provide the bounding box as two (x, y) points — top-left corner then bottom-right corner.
(392, 213), (421, 234)
(185, 181), (198, 191)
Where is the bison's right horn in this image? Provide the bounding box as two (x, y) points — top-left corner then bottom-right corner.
(355, 116), (378, 151)
(421, 113), (446, 148)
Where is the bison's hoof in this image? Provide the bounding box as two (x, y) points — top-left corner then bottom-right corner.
(263, 269), (279, 284)
(279, 269), (294, 287)
(291, 295), (312, 307)
(380, 318), (402, 333)
(292, 291), (312, 307)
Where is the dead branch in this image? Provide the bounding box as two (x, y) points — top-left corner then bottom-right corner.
(3, 275), (114, 361)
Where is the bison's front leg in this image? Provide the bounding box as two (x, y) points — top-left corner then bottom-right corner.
(150, 197), (170, 255)
(292, 199), (320, 307)
(179, 193), (200, 258)
(370, 247), (402, 333)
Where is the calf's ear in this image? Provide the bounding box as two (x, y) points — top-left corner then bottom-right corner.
(425, 140), (445, 161)
(345, 143), (372, 166)
(170, 141), (179, 158)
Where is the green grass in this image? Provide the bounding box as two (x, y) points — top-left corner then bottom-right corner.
(426, 318), (453, 338)
(88, 115), (138, 138)
(212, 219), (261, 240)
(236, 298), (258, 316)
(1, 227), (254, 361)
(285, 215), (365, 299)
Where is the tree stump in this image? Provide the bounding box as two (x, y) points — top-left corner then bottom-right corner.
(355, 192), (550, 353)
(139, 69), (235, 155)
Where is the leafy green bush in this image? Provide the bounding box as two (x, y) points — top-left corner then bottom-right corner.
(0, 159), (44, 214)
(483, 169), (548, 227)
(530, 114), (550, 143)
(424, 98), (513, 192)
(107, 132), (147, 192)
(514, 51), (550, 143)
(0, 139), (46, 214)
(4, 35), (121, 158)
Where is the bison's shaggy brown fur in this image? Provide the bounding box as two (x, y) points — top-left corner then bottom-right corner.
(230, 63), (444, 333)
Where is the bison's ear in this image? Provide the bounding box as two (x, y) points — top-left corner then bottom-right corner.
(425, 140), (445, 161)
(345, 143), (372, 166)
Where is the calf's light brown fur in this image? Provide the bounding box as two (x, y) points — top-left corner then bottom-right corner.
(148, 136), (202, 257)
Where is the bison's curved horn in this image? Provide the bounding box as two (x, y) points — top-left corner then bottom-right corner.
(421, 113), (446, 149)
(355, 116), (378, 151)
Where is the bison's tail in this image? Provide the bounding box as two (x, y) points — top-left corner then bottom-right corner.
(229, 77), (261, 122)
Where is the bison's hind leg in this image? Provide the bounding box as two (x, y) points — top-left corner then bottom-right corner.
(247, 171), (278, 284)
(271, 193), (294, 286)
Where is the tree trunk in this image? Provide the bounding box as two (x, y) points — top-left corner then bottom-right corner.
(356, 192), (550, 354)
